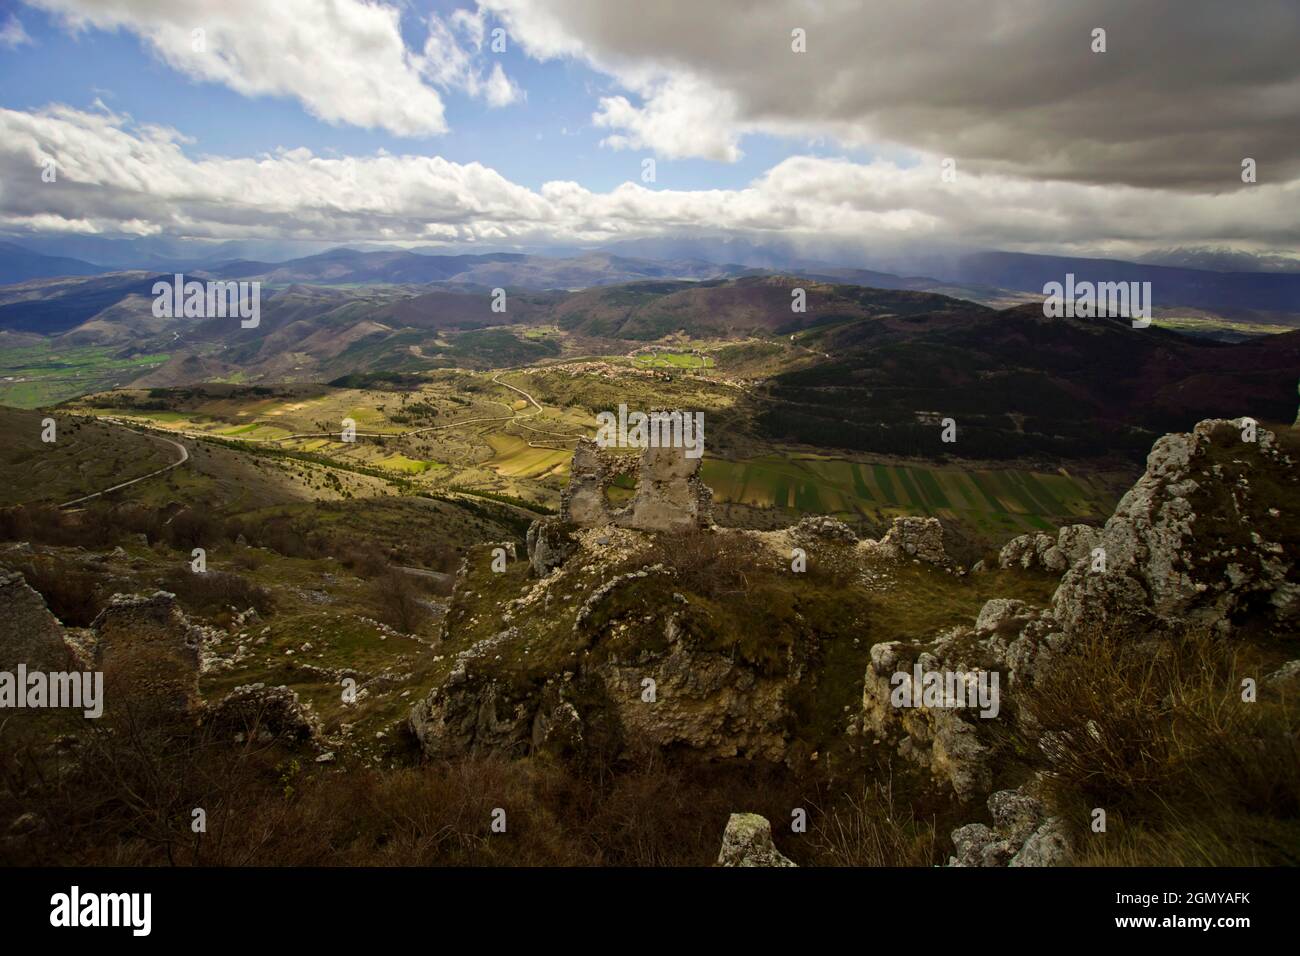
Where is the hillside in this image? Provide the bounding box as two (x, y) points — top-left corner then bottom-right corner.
(757, 306), (1300, 460)
(0, 406), (175, 507)
(2, 417), (1294, 868)
(551, 275), (985, 339)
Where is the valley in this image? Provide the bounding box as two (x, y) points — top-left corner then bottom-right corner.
(1, 249), (1295, 872)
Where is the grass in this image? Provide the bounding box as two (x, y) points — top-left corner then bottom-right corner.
(0, 343), (170, 407)
(485, 432), (571, 479)
(1014, 630), (1300, 865)
(0, 407), (175, 506)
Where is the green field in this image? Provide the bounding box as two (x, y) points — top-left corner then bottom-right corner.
(701, 455), (1120, 535)
(0, 344), (170, 408)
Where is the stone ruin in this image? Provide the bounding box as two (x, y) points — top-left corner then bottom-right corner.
(0, 569), (77, 672)
(561, 437), (713, 533)
(91, 591), (204, 714)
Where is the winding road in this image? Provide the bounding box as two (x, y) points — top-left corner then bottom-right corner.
(58, 429), (191, 508)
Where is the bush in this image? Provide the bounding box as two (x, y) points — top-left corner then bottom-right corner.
(162, 568), (275, 617)
(370, 567), (432, 633)
(14, 560), (105, 627)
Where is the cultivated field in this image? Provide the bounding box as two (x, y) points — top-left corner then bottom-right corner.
(701, 454), (1122, 535)
(0, 343), (170, 407)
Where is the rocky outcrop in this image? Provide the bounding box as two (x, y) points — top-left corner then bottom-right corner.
(948, 786), (1071, 867)
(409, 626), (534, 759)
(588, 623), (798, 762)
(862, 641), (996, 800)
(410, 568), (810, 762)
(0, 569), (75, 672)
(91, 591), (202, 714)
(998, 524), (1101, 574)
(526, 517), (578, 577)
(422, 417), (1295, 809)
(1052, 418), (1297, 640)
(863, 417), (1297, 804)
(860, 594), (1070, 800)
(716, 813), (796, 867)
(560, 438), (712, 534)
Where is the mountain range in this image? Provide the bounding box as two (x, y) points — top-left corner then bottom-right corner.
(3, 239), (1298, 325)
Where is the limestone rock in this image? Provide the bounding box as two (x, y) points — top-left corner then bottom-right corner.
(947, 786), (1066, 867)
(988, 788), (1047, 845)
(526, 517), (578, 577)
(1009, 818), (1072, 867)
(1053, 418), (1296, 641)
(998, 524), (1100, 574)
(861, 647), (994, 799)
(531, 693), (584, 756)
(591, 639), (795, 761)
(863, 598), (1065, 799)
(716, 813), (796, 867)
(410, 565), (810, 762)
(410, 677), (531, 759)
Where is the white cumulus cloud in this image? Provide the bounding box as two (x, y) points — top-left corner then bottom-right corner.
(26, 0), (453, 136)
(2, 105), (1297, 257)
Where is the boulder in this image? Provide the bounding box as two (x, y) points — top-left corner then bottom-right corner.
(716, 813), (796, 867)
(998, 524), (1100, 574)
(947, 786), (1069, 867)
(1009, 818), (1072, 867)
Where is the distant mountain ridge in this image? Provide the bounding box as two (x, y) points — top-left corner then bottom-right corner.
(5, 239), (1296, 325)
(0, 241), (106, 285)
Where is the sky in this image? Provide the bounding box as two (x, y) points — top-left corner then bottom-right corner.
(0, 0), (1297, 261)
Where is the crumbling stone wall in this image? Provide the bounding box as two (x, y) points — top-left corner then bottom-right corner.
(92, 591), (202, 714)
(0, 568), (75, 672)
(559, 437), (712, 533)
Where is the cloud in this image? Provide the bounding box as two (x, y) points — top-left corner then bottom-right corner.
(419, 11), (522, 107)
(480, 0), (1300, 189)
(594, 76), (743, 161)
(2, 104), (1296, 257)
(0, 14), (32, 48)
(26, 0), (452, 136)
